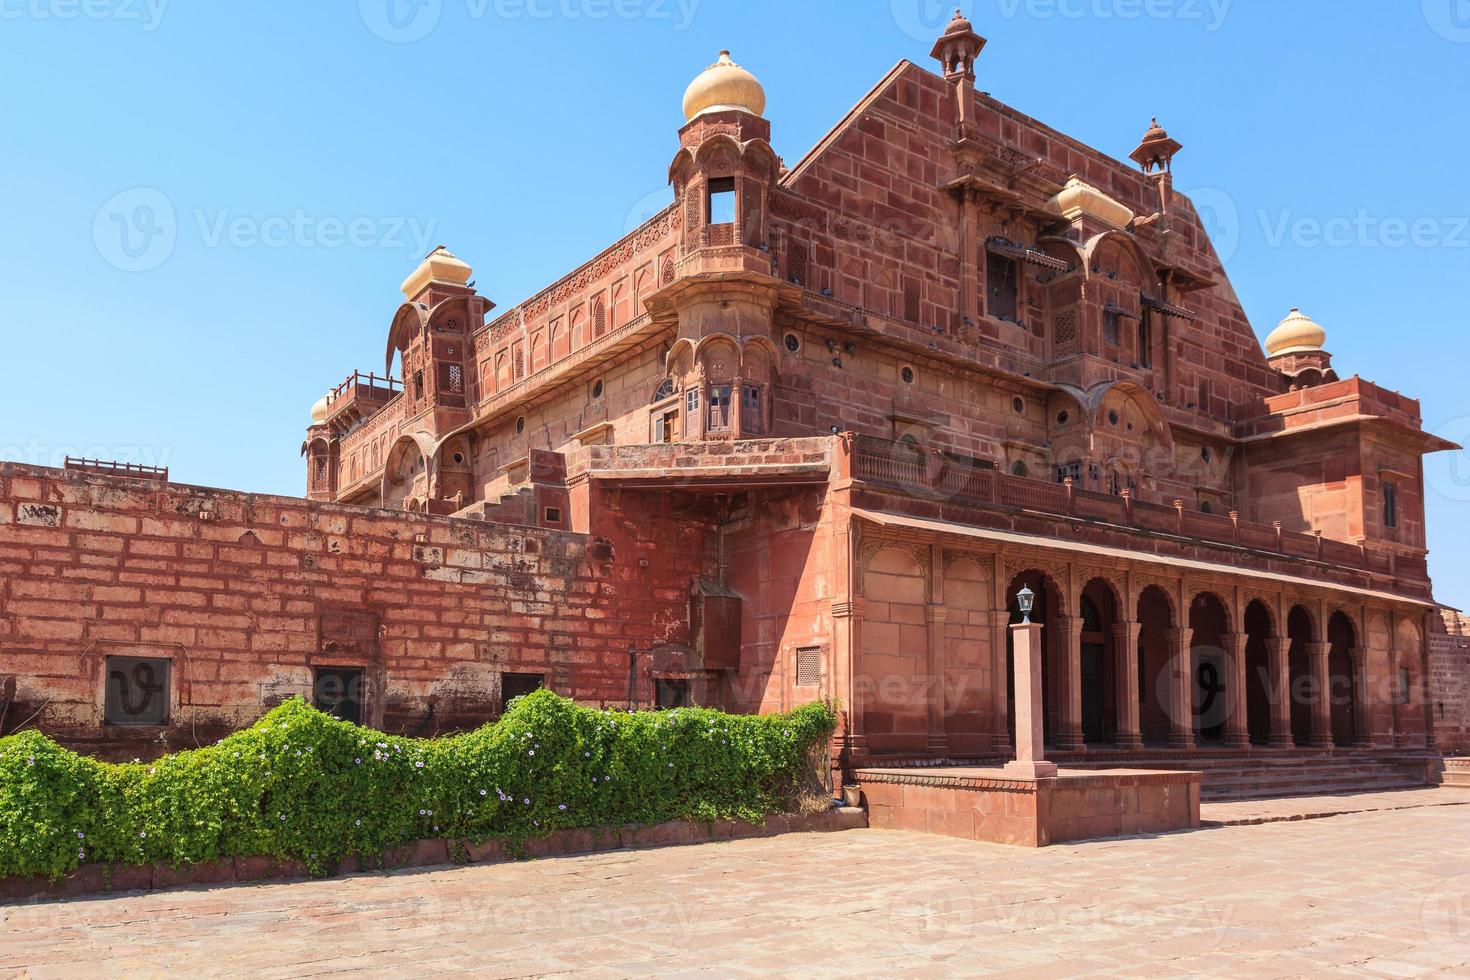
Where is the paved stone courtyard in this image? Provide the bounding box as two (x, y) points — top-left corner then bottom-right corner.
(3, 802), (1469, 978)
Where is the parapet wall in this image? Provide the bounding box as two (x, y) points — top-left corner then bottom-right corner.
(0, 463), (693, 759)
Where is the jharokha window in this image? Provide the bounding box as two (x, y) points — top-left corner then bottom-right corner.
(986, 251), (1019, 322)
(707, 384), (733, 431)
(741, 384), (763, 434)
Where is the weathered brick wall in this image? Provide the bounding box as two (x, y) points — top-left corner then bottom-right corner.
(0, 463), (695, 760)
(1430, 609), (1470, 754)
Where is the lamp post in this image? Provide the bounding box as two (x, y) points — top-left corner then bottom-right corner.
(1005, 583), (1057, 779)
(1016, 585), (1035, 624)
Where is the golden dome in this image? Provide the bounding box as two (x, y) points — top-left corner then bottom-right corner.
(682, 50), (765, 121)
(1265, 308), (1328, 357)
(400, 245), (473, 299)
(310, 393), (332, 424)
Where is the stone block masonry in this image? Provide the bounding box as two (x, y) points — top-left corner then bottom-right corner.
(0, 463), (694, 759)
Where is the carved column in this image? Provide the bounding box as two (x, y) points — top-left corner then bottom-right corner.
(1307, 640), (1333, 748)
(1058, 615), (1086, 750)
(1268, 636), (1294, 748)
(1113, 621), (1144, 750)
(1223, 632), (1251, 749)
(1167, 627), (1195, 749)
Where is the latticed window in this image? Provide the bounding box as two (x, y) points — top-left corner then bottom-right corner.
(796, 646), (820, 687)
(661, 256), (675, 286)
(441, 362), (463, 394)
(592, 298), (607, 338)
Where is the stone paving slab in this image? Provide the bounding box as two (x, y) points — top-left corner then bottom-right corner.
(1200, 786), (1470, 826)
(2, 805), (1469, 977)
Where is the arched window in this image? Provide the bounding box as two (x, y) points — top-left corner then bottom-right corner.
(1011, 460), (1028, 477)
(592, 297), (607, 339)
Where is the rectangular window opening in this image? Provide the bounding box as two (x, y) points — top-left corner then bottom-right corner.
(707, 177), (736, 225)
(655, 678), (692, 709)
(313, 667), (364, 725)
(104, 656), (171, 726)
(986, 252), (1019, 322)
(1383, 482), (1399, 529)
(501, 672), (545, 714)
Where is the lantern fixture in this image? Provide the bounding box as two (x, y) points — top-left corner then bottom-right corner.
(1016, 585), (1035, 623)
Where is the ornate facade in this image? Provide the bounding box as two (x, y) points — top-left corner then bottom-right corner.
(273, 21), (1461, 770)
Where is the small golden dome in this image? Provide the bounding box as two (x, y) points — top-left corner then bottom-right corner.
(1265, 308), (1328, 357)
(310, 393), (332, 424)
(400, 245), (473, 299)
(682, 50), (765, 122)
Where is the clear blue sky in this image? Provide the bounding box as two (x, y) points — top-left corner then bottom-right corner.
(2, 1), (1466, 603)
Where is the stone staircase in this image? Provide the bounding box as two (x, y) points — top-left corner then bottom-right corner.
(1049, 751), (1436, 802)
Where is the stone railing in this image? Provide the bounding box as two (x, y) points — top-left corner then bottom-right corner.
(847, 434), (1429, 593)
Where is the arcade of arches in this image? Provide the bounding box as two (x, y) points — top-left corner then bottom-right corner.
(850, 531), (1432, 761)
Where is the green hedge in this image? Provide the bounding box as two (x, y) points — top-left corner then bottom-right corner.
(0, 690), (836, 880)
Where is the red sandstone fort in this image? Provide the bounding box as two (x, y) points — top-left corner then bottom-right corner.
(4, 14), (1468, 824)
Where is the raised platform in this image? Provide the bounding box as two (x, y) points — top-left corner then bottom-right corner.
(855, 766), (1201, 847)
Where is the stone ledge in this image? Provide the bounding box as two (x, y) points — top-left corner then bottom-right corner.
(0, 808), (867, 905)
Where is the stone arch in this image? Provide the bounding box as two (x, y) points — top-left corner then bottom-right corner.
(384, 303), (428, 375)
(1188, 591), (1231, 743)
(1004, 566), (1068, 746)
(1085, 231), (1152, 287)
(1327, 610), (1360, 746)
(1286, 604), (1318, 745)
(381, 432), (434, 512)
(1136, 583), (1175, 745)
(692, 332), (741, 373)
(1079, 576), (1122, 745)
(1243, 598), (1276, 745)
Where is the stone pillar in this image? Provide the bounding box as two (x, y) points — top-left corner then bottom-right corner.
(1268, 636), (1294, 748)
(1167, 627), (1195, 749)
(1057, 615), (1086, 751)
(1307, 641), (1333, 748)
(1349, 647), (1369, 748)
(1004, 622), (1057, 778)
(1113, 621), (1144, 750)
(1222, 632), (1251, 749)
(926, 605), (948, 757)
(990, 609), (1012, 754)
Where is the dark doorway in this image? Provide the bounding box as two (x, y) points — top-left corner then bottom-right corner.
(1244, 600), (1274, 745)
(1328, 612), (1358, 746)
(1079, 579), (1119, 745)
(1287, 606), (1316, 745)
(1136, 586), (1173, 746)
(1189, 593), (1229, 744)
